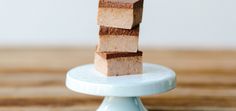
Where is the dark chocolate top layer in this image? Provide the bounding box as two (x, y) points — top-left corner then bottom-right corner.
(99, 0), (143, 9)
(99, 25), (139, 36)
(97, 51), (143, 59)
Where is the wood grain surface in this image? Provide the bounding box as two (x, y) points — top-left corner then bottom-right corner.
(0, 48), (236, 111)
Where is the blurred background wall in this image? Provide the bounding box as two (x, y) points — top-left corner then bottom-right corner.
(0, 0), (235, 49)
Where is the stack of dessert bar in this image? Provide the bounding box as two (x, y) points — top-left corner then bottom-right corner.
(95, 0), (144, 76)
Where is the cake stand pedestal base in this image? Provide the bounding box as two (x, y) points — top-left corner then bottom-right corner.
(97, 97), (147, 111)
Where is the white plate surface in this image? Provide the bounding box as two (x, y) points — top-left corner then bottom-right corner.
(66, 63), (176, 97)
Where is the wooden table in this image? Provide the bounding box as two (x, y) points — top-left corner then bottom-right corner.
(0, 48), (236, 111)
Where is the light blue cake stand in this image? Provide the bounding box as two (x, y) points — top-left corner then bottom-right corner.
(66, 63), (176, 111)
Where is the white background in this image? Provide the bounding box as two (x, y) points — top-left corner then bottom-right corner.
(0, 0), (235, 49)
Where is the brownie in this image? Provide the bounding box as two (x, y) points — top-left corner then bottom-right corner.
(99, 25), (139, 36)
(99, 0), (144, 9)
(96, 51), (143, 59)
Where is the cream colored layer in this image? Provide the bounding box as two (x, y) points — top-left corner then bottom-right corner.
(95, 53), (142, 76)
(97, 35), (138, 52)
(94, 53), (108, 74)
(97, 7), (143, 29)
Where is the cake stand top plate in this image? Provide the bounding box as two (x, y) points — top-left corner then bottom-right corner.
(66, 63), (176, 97)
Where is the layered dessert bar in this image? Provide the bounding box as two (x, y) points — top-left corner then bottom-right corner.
(95, 51), (143, 76)
(97, 0), (144, 29)
(97, 25), (139, 52)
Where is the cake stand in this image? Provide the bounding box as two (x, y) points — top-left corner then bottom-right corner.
(65, 63), (176, 111)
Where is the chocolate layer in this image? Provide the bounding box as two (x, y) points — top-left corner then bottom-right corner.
(99, 0), (143, 9)
(99, 25), (139, 36)
(96, 51), (142, 59)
